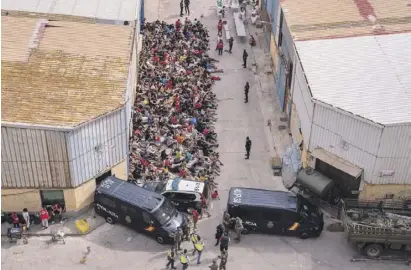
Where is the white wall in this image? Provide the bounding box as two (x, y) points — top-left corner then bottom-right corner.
(292, 59), (314, 143)
(372, 124), (411, 184)
(66, 108), (128, 187)
(309, 103), (384, 182)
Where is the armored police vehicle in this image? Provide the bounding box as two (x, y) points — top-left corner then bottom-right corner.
(226, 187), (324, 239)
(143, 178), (210, 213)
(95, 176), (188, 244)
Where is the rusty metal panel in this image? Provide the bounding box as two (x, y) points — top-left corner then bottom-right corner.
(1, 127), (70, 188)
(312, 104), (383, 156)
(67, 108), (128, 187)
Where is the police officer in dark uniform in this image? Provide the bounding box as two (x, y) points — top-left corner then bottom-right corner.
(228, 37), (234, 53)
(166, 246), (177, 269)
(245, 137), (252, 159)
(242, 49), (248, 68)
(244, 82), (249, 103)
(180, 0), (184, 17)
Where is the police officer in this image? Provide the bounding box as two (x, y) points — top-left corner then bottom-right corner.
(242, 49), (248, 68)
(234, 217), (244, 242)
(244, 82), (250, 103)
(228, 37), (234, 54)
(223, 211), (231, 232)
(180, 249), (189, 270)
(190, 230), (200, 255)
(218, 249), (228, 270)
(194, 236), (204, 264)
(245, 137), (252, 159)
(174, 227), (183, 250)
(166, 246), (177, 269)
(220, 232), (230, 253)
(183, 223), (191, 241)
(180, 0), (184, 17)
(215, 224), (224, 246)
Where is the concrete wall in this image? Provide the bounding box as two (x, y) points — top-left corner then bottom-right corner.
(1, 159), (127, 212)
(360, 183), (411, 200)
(270, 33), (278, 75)
(1, 189), (42, 212)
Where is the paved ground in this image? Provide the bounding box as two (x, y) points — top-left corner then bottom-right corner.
(1, 1), (409, 270)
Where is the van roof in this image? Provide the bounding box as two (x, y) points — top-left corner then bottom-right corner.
(228, 187), (297, 211)
(165, 178), (204, 193)
(96, 176), (164, 212)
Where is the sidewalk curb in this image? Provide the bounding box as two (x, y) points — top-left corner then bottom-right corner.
(1, 220), (106, 237)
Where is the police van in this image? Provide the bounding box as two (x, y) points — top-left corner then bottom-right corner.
(143, 178), (210, 213)
(94, 176), (188, 244)
(226, 187), (324, 239)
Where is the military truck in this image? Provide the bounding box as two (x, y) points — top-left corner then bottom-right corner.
(341, 199), (411, 258)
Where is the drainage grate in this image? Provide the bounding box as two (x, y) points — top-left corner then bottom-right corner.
(280, 117), (288, 122)
(278, 125), (286, 131)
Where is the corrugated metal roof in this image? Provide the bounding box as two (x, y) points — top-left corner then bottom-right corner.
(295, 33), (411, 125)
(1, 0), (139, 21)
(281, 0), (411, 41)
(1, 16), (133, 127)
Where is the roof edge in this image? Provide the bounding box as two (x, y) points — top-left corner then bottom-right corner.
(1, 121), (74, 131)
(312, 99), (386, 128)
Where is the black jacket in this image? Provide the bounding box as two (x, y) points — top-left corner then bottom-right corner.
(244, 83), (249, 94)
(243, 51), (248, 59)
(220, 235), (229, 247)
(245, 139), (252, 150)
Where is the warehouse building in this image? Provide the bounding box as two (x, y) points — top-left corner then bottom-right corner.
(1, 4), (141, 213)
(262, 0), (411, 200)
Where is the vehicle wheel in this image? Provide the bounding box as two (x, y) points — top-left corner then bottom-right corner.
(299, 232), (310, 239)
(156, 236), (164, 244)
(105, 216), (115, 224)
(364, 244), (383, 258)
(312, 230), (322, 238)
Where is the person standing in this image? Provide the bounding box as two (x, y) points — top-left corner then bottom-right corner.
(222, 211), (231, 232)
(245, 136), (252, 159)
(166, 246), (177, 269)
(190, 230), (200, 255)
(200, 195), (211, 219)
(242, 49), (248, 68)
(180, 249), (189, 270)
(40, 207), (49, 229)
(228, 37), (234, 53)
(215, 224), (224, 246)
(217, 20), (223, 36)
(217, 39), (224, 56)
(234, 217), (244, 242)
(22, 208), (30, 230)
(192, 208), (199, 230)
(194, 236), (205, 264)
(219, 232), (230, 253)
(218, 250), (228, 270)
(180, 0), (184, 17)
(174, 227), (183, 250)
(10, 212), (20, 228)
(244, 82), (250, 103)
(184, 0), (190, 15)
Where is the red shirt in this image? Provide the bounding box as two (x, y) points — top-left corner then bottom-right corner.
(171, 116), (177, 124)
(40, 209), (49, 220)
(192, 209), (199, 222)
(11, 213), (19, 223)
(218, 23), (223, 30)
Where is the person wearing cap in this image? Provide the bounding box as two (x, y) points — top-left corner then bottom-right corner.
(166, 246), (177, 269)
(194, 236), (204, 264)
(180, 249), (189, 269)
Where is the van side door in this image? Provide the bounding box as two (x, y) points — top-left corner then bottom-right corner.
(260, 208), (283, 234)
(119, 203), (140, 229)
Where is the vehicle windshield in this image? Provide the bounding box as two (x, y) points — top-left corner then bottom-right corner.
(152, 199), (177, 226)
(298, 197), (319, 220)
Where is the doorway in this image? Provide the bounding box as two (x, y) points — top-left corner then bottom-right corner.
(96, 170), (112, 186)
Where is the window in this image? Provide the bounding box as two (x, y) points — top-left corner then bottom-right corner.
(142, 212), (152, 224)
(120, 205), (137, 215)
(98, 196), (116, 209)
(96, 170), (112, 186)
(40, 190), (65, 207)
(278, 9), (284, 47)
(173, 193), (194, 201)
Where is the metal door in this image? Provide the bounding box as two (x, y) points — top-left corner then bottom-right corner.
(276, 60), (286, 111)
